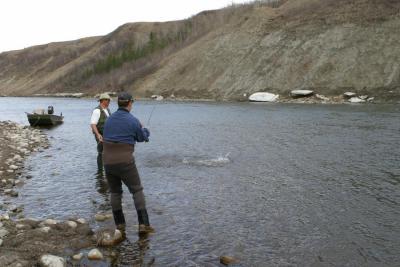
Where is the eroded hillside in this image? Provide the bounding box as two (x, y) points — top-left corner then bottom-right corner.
(0, 0), (399, 101)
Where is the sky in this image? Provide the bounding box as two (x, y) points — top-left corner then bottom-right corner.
(0, 0), (252, 53)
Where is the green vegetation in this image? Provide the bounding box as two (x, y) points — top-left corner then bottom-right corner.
(83, 24), (192, 79)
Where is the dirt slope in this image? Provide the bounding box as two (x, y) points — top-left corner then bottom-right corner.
(0, 0), (399, 100)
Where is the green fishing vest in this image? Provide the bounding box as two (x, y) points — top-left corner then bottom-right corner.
(95, 105), (110, 134)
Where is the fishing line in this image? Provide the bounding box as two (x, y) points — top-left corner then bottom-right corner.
(146, 105), (156, 126)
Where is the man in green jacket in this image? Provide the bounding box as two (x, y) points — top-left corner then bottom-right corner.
(90, 93), (111, 168)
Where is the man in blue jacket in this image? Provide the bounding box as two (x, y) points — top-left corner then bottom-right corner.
(103, 92), (153, 234)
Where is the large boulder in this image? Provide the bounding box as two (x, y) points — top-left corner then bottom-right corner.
(290, 90), (314, 98)
(249, 92), (279, 102)
(343, 92), (357, 98)
(349, 97), (366, 103)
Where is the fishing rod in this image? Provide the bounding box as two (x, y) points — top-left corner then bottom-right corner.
(146, 105), (156, 126)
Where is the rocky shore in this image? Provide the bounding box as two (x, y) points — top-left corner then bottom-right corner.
(0, 121), (125, 267)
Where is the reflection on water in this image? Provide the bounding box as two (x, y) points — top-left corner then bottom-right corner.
(95, 169), (109, 197)
(0, 97), (399, 266)
(115, 234), (153, 266)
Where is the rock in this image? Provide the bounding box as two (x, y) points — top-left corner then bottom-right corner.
(39, 254), (66, 267)
(151, 95), (164, 101)
(39, 227), (51, 233)
(43, 219), (58, 225)
(343, 92), (357, 98)
(220, 256), (239, 265)
(315, 94), (330, 101)
(367, 97), (375, 102)
(0, 229), (9, 238)
(72, 253), (83, 261)
(0, 213), (10, 221)
(16, 224), (28, 230)
(9, 165), (19, 170)
(349, 97), (366, 103)
(4, 189), (13, 194)
(88, 248), (103, 260)
(104, 214), (113, 220)
(67, 221), (78, 229)
(94, 214), (107, 222)
(16, 218), (40, 228)
(114, 229), (123, 241)
(26, 175), (33, 179)
(76, 218), (86, 224)
(249, 92), (279, 102)
(359, 95), (369, 100)
(97, 229), (124, 246)
(0, 239), (3, 246)
(290, 90), (314, 97)
(10, 191), (19, 197)
(9, 205), (18, 212)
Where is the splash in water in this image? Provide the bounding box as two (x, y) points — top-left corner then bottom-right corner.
(183, 153), (231, 167)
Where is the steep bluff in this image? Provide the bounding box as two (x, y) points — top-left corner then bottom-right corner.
(0, 0), (399, 101)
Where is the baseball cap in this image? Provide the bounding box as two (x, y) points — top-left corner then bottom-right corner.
(117, 92), (134, 102)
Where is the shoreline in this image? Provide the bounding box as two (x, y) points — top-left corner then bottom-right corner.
(0, 121), (125, 266)
(1, 93), (399, 105)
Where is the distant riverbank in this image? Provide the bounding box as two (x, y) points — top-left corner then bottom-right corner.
(1, 92), (399, 104)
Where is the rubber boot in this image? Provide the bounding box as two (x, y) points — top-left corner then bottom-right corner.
(137, 209), (154, 234)
(113, 210), (126, 232)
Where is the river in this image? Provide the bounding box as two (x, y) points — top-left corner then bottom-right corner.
(0, 97), (399, 266)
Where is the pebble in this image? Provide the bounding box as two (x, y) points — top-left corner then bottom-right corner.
(4, 189), (12, 194)
(43, 219), (58, 225)
(114, 229), (123, 241)
(94, 214), (107, 222)
(39, 254), (66, 267)
(9, 165), (19, 170)
(0, 213), (10, 221)
(39, 226), (51, 233)
(0, 229), (9, 238)
(76, 218), (86, 224)
(67, 221), (78, 229)
(16, 224), (26, 230)
(72, 253), (83, 261)
(97, 229), (124, 246)
(88, 248), (103, 260)
(220, 256), (239, 265)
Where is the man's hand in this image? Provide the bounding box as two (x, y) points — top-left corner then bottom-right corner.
(97, 134), (103, 143)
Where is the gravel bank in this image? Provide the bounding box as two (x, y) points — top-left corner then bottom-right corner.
(0, 121), (122, 266)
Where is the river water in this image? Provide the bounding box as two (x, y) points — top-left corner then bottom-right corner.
(0, 97), (399, 266)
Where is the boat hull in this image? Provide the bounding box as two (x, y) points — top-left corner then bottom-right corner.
(27, 114), (64, 126)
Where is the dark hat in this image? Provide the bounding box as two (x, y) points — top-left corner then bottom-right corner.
(117, 92), (134, 102)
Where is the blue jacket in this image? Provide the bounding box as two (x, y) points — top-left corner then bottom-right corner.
(103, 108), (150, 145)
